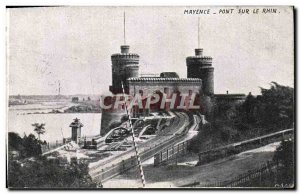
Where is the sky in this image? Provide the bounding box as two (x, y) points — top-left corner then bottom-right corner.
(7, 6), (294, 95)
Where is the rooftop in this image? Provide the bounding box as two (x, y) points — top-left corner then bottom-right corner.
(128, 77), (202, 82)
(160, 72), (179, 78)
(214, 93), (246, 100)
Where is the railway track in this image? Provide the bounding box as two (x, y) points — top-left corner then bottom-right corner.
(89, 111), (193, 182)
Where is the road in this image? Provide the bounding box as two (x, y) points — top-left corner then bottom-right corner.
(103, 142), (281, 188)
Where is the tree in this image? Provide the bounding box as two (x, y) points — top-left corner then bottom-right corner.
(8, 156), (99, 188)
(189, 82), (294, 154)
(257, 82), (294, 130)
(7, 133), (99, 188)
(273, 139), (294, 185)
(32, 123), (46, 140)
(8, 132), (23, 151)
(8, 132), (42, 159)
(238, 82), (294, 132)
(22, 134), (42, 157)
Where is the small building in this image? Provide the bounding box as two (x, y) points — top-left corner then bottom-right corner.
(69, 118), (84, 143)
(72, 97), (79, 102)
(214, 91), (246, 104)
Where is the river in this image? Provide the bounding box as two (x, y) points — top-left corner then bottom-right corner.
(8, 105), (102, 143)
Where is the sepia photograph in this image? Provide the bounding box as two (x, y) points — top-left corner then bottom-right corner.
(6, 6), (295, 189)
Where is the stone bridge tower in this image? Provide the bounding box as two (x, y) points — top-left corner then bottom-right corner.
(102, 13), (138, 136)
(186, 48), (214, 120)
(186, 48), (214, 96)
(110, 45), (139, 94)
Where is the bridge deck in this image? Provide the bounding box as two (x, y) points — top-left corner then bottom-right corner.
(89, 111), (192, 181)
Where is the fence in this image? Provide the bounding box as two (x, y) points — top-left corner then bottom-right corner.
(41, 139), (65, 153)
(197, 128), (294, 166)
(153, 140), (190, 166)
(181, 160), (278, 188)
(91, 130), (187, 182)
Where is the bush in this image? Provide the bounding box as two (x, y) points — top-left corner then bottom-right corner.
(8, 132), (42, 159)
(273, 139), (294, 185)
(8, 156), (99, 188)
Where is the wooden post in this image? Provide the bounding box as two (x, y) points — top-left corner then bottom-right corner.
(198, 153), (201, 164)
(121, 160), (125, 174)
(259, 170), (262, 186)
(166, 149), (169, 161)
(154, 153), (160, 167)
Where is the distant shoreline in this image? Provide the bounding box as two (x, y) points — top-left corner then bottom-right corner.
(12, 112), (102, 115)
(26, 112), (101, 115)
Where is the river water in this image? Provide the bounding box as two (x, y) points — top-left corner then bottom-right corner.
(8, 103), (101, 142)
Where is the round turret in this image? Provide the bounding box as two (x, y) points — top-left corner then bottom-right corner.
(110, 45), (139, 94)
(186, 48), (214, 96)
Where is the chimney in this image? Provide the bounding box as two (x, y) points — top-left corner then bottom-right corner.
(195, 48), (203, 56)
(121, 45), (130, 53)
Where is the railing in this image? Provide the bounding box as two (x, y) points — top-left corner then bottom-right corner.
(153, 113), (199, 166)
(197, 128), (294, 166)
(89, 112), (183, 172)
(153, 140), (190, 166)
(181, 161), (279, 188)
(41, 139), (65, 154)
(91, 133), (186, 182)
(90, 112), (196, 183)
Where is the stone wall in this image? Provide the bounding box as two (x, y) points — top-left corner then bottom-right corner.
(186, 48), (214, 96)
(128, 78), (202, 97)
(110, 45), (140, 94)
(100, 109), (127, 136)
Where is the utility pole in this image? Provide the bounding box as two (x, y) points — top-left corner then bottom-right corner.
(198, 17), (200, 48)
(121, 81), (146, 188)
(124, 12), (126, 45)
(58, 80), (61, 95)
